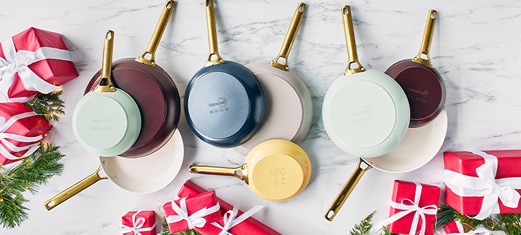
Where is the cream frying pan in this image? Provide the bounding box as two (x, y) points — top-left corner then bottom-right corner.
(235, 2), (312, 154)
(325, 109), (447, 221)
(44, 130), (184, 210)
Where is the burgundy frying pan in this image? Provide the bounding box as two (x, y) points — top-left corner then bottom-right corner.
(85, 0), (180, 157)
(385, 10), (445, 128)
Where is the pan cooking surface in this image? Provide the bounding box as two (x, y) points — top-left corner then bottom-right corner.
(187, 72), (250, 139)
(327, 79), (396, 148)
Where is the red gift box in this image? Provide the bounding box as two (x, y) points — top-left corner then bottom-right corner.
(121, 210), (156, 235)
(444, 150), (521, 219)
(177, 180), (281, 235)
(0, 102), (51, 165)
(444, 220), (492, 235)
(0, 27), (78, 101)
(385, 180), (440, 235)
(163, 190), (221, 234)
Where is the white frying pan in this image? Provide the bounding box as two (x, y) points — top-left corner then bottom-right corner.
(325, 109), (447, 221)
(44, 130), (184, 210)
(235, 2), (312, 154)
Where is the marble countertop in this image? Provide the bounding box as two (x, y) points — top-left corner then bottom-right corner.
(3, 0), (521, 234)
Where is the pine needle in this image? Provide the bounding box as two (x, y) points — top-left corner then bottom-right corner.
(350, 211), (375, 235)
(24, 91), (65, 122)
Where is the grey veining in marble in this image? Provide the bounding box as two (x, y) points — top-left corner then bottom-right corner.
(2, 0), (521, 234)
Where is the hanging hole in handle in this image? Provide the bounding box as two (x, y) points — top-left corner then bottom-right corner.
(143, 53), (153, 61)
(359, 160), (371, 170)
(166, 1), (173, 9)
(276, 57), (288, 66)
(342, 6), (350, 15)
(348, 61), (363, 71)
(99, 78), (109, 86)
(419, 53), (429, 60)
(298, 4), (305, 12)
(106, 32), (113, 40)
(326, 210), (335, 220)
(235, 169), (243, 177)
(206, 0), (212, 7)
(430, 11), (437, 20)
(208, 53), (222, 63)
(47, 201), (55, 208)
(189, 167), (199, 173)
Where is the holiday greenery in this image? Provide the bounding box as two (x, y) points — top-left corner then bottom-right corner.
(161, 219), (201, 235)
(0, 92), (65, 229)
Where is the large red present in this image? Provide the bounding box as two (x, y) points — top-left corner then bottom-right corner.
(0, 27), (78, 101)
(444, 150), (521, 220)
(177, 180), (281, 235)
(0, 102), (52, 165)
(121, 210), (156, 235)
(444, 220), (491, 235)
(381, 180), (439, 235)
(163, 190), (221, 234)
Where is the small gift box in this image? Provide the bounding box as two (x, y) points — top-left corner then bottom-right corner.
(0, 27), (78, 101)
(177, 180), (281, 235)
(381, 180), (440, 235)
(444, 220), (491, 235)
(444, 150), (521, 220)
(0, 102), (52, 165)
(163, 190), (221, 234)
(121, 210), (156, 235)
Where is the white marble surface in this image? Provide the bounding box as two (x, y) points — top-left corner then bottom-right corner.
(2, 0), (521, 234)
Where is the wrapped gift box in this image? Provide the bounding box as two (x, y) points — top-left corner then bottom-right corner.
(386, 180), (440, 235)
(177, 180), (281, 235)
(121, 210), (156, 235)
(0, 102), (51, 165)
(0, 27), (78, 101)
(163, 190), (221, 234)
(444, 150), (521, 219)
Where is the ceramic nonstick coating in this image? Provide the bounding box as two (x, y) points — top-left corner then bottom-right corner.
(189, 139), (311, 201)
(184, 0), (264, 148)
(73, 31), (141, 157)
(385, 10), (445, 128)
(85, 0), (180, 157)
(236, 3), (312, 154)
(44, 130), (184, 210)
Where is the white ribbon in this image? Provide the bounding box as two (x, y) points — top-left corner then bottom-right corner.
(211, 205), (264, 235)
(0, 111), (43, 161)
(120, 211), (156, 235)
(166, 197), (220, 229)
(377, 183), (438, 235)
(444, 151), (521, 220)
(0, 37), (72, 101)
(446, 221), (491, 235)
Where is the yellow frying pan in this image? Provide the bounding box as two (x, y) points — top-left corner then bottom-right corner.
(189, 139), (311, 201)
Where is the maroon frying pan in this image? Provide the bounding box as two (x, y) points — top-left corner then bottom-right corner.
(85, 0), (180, 157)
(385, 10), (445, 128)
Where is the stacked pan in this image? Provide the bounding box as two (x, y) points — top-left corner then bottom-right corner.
(323, 6), (448, 221)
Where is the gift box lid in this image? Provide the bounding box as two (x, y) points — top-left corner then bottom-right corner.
(444, 150), (521, 178)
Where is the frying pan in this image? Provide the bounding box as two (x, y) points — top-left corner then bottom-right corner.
(73, 31), (141, 157)
(322, 5), (410, 158)
(184, 0), (265, 148)
(44, 130), (185, 210)
(84, 0), (181, 157)
(386, 10), (445, 128)
(235, 2), (312, 154)
(189, 139), (311, 201)
(325, 109), (448, 221)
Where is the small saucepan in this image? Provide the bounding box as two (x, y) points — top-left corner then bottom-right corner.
(235, 2), (312, 154)
(84, 0), (181, 157)
(73, 31), (141, 157)
(325, 109), (447, 221)
(189, 139), (311, 201)
(385, 10), (445, 128)
(322, 6), (410, 159)
(44, 130), (185, 210)
(184, 0), (265, 148)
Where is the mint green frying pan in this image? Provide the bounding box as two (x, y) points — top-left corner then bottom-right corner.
(322, 6), (410, 221)
(73, 31), (141, 157)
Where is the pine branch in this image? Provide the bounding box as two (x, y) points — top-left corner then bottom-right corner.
(350, 211), (375, 235)
(161, 220), (201, 235)
(436, 205), (521, 234)
(0, 143), (64, 228)
(24, 91), (65, 122)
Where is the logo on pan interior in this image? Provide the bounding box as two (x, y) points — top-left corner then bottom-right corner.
(406, 87), (428, 103)
(208, 97), (229, 114)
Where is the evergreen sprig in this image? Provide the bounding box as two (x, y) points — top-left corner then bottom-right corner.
(350, 212), (375, 235)
(161, 219), (201, 235)
(0, 143), (64, 228)
(436, 205), (521, 235)
(24, 91), (65, 122)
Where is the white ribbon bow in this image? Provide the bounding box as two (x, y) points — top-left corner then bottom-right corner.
(211, 205), (264, 235)
(0, 38), (72, 101)
(166, 197), (220, 229)
(0, 111), (43, 161)
(446, 221), (491, 235)
(120, 211), (156, 235)
(377, 183), (438, 235)
(444, 151), (521, 220)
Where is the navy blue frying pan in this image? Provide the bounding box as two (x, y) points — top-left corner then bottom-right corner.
(184, 0), (265, 148)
